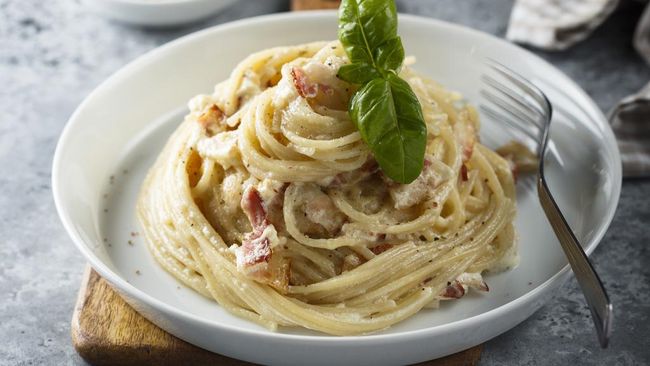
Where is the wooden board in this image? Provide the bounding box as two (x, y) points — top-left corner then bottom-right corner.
(72, 267), (483, 366)
(291, 0), (342, 10)
(71, 1), (483, 364)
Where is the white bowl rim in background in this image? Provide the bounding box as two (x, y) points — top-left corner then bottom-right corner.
(85, 0), (237, 27)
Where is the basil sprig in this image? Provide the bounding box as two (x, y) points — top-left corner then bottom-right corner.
(338, 0), (426, 184)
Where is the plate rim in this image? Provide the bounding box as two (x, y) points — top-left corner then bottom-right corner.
(52, 10), (622, 344)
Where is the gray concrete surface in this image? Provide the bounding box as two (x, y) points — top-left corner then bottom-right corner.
(0, 0), (648, 365)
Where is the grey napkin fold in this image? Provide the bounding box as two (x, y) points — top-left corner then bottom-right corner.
(609, 83), (650, 177)
(506, 0), (619, 51)
(507, 0), (650, 177)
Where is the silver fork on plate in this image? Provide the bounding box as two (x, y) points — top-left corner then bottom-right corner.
(478, 60), (613, 348)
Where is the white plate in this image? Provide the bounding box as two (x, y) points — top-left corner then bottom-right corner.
(52, 11), (621, 366)
(85, 0), (237, 27)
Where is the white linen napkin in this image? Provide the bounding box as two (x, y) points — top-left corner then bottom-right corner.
(507, 0), (650, 177)
(506, 0), (620, 50)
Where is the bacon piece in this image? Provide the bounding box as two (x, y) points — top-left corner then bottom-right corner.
(439, 272), (489, 300)
(241, 187), (268, 232)
(370, 243), (393, 255)
(439, 281), (466, 299)
(236, 230), (272, 269)
(197, 104), (225, 135)
(319, 83), (334, 96)
(291, 67), (318, 98)
(460, 164), (469, 182)
(236, 186), (289, 288)
(236, 187), (274, 278)
(257, 180), (289, 231)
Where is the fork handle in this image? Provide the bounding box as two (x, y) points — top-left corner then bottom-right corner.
(537, 178), (613, 348)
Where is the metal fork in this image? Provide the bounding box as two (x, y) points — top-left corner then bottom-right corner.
(479, 60), (613, 348)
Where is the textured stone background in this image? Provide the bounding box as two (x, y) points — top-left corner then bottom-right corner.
(0, 0), (648, 365)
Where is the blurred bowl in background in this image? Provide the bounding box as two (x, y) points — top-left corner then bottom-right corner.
(85, 0), (237, 27)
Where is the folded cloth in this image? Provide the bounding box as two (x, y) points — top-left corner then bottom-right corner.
(506, 0), (619, 50)
(609, 82), (650, 177)
(634, 1), (650, 65)
(507, 0), (650, 177)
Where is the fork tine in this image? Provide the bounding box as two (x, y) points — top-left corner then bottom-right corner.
(479, 104), (540, 146)
(480, 88), (543, 134)
(485, 58), (552, 118)
(481, 74), (545, 129)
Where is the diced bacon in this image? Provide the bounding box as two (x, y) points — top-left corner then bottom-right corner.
(439, 272), (489, 300)
(453, 121), (476, 163)
(291, 67), (318, 98)
(303, 60), (351, 110)
(236, 187), (278, 280)
(241, 186), (268, 232)
(387, 157), (441, 209)
(256, 179), (288, 230)
(236, 228), (272, 269)
(319, 83), (334, 96)
(460, 164), (469, 181)
(370, 243), (393, 255)
(439, 281), (465, 299)
(197, 104), (225, 134)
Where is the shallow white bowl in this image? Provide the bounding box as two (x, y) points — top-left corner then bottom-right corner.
(53, 11), (621, 366)
(85, 0), (236, 27)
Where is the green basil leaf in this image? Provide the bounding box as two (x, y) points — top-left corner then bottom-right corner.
(338, 0), (426, 182)
(338, 0), (398, 67)
(374, 37), (404, 72)
(337, 63), (381, 84)
(350, 75), (426, 183)
(385, 73), (426, 181)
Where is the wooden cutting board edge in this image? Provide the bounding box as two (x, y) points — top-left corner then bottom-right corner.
(71, 267), (482, 366)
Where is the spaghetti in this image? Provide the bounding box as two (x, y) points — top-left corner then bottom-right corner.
(137, 41), (519, 335)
